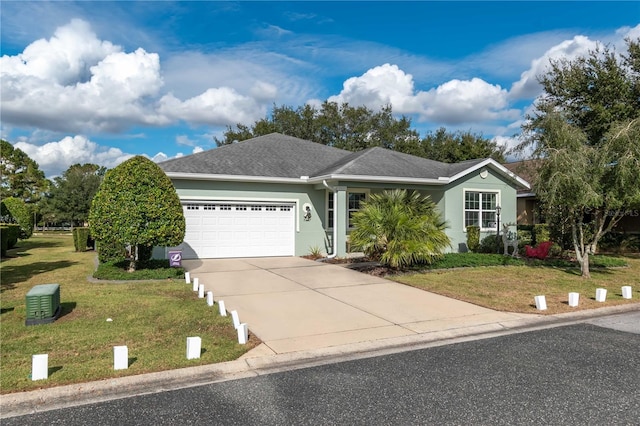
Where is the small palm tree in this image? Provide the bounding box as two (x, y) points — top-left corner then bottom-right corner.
(350, 189), (450, 269)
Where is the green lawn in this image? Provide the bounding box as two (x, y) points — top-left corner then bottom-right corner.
(392, 254), (640, 314)
(0, 234), (258, 394)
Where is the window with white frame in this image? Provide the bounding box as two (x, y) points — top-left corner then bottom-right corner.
(464, 191), (499, 230)
(348, 192), (367, 228)
(326, 190), (368, 229)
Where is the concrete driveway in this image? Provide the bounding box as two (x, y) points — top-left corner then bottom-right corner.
(182, 257), (534, 355)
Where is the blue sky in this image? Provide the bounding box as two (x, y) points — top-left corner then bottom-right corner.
(1, 1), (639, 178)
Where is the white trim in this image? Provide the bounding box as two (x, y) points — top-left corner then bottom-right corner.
(517, 192), (536, 198)
(310, 174), (444, 185)
(167, 172), (309, 184)
(447, 159), (531, 189)
(462, 188), (501, 232)
(179, 197), (300, 232)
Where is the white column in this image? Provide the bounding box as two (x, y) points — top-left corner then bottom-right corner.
(31, 354), (48, 381)
(568, 292), (579, 307)
(192, 277), (199, 292)
(534, 295), (547, 311)
(207, 291), (214, 306)
(185, 271), (191, 284)
(237, 323), (248, 344)
(218, 300), (227, 316)
(113, 346), (128, 370)
(186, 337), (201, 360)
(595, 288), (607, 302)
(231, 310), (241, 329)
(621, 286), (632, 299)
(198, 284), (205, 299)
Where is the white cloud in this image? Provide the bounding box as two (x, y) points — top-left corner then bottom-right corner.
(509, 35), (598, 100)
(158, 87), (266, 126)
(1, 20), (166, 133)
(328, 64), (519, 125)
(14, 135), (133, 177)
(0, 19), (282, 134)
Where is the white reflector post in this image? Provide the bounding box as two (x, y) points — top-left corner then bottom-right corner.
(237, 323), (248, 344)
(231, 310), (241, 329)
(219, 300), (227, 316)
(186, 336), (201, 360)
(568, 292), (580, 307)
(198, 284), (205, 299)
(534, 295), (547, 311)
(207, 291), (214, 306)
(32, 354), (48, 381)
(595, 288), (607, 302)
(113, 345), (128, 370)
(621, 286), (632, 299)
(185, 271), (190, 284)
(192, 277), (199, 292)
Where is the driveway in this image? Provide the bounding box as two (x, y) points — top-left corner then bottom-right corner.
(182, 257), (534, 355)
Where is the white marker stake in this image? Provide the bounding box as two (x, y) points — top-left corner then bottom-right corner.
(595, 288), (607, 302)
(237, 323), (248, 344)
(185, 271), (191, 284)
(192, 277), (199, 292)
(218, 300), (227, 316)
(198, 284), (205, 299)
(621, 286), (632, 299)
(114, 346), (128, 370)
(568, 292), (580, 307)
(534, 295), (547, 311)
(32, 354), (48, 381)
(207, 291), (214, 306)
(231, 310), (241, 329)
(186, 337), (201, 360)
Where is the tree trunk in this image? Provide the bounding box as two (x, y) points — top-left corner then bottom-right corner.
(580, 250), (591, 279)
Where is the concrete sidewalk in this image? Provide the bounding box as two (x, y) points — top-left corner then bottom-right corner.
(183, 257), (538, 355)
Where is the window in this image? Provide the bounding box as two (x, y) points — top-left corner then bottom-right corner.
(348, 192), (367, 228)
(326, 190), (367, 229)
(464, 191), (499, 230)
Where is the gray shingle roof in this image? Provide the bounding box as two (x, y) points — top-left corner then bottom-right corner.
(159, 133), (351, 178)
(159, 132), (495, 182)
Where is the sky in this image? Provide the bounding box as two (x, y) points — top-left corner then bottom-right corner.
(1, 1), (639, 178)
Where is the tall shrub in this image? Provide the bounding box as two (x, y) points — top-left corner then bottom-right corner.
(466, 226), (480, 252)
(2, 197), (33, 239)
(89, 156), (185, 271)
(72, 227), (90, 252)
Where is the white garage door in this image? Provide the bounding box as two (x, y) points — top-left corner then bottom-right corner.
(179, 202), (295, 259)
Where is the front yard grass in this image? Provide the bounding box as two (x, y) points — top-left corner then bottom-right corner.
(0, 234), (258, 394)
(392, 254), (640, 314)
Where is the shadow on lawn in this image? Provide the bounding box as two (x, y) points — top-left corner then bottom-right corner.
(0, 260), (78, 292)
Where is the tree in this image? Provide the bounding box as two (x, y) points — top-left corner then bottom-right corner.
(349, 189), (450, 269)
(88, 156), (185, 271)
(215, 102), (422, 153)
(48, 163), (106, 228)
(421, 128), (506, 163)
(1, 197), (34, 239)
(0, 140), (48, 203)
(520, 39), (640, 278)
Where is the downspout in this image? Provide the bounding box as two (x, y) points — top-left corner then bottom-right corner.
(322, 180), (338, 258)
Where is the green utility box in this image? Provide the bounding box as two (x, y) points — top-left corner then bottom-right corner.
(25, 284), (61, 326)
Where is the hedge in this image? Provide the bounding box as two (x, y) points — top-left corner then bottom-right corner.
(72, 227), (91, 252)
(96, 238), (127, 263)
(466, 226), (480, 252)
(0, 223), (21, 252)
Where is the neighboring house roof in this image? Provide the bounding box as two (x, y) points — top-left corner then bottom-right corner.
(504, 159), (542, 196)
(160, 133), (530, 189)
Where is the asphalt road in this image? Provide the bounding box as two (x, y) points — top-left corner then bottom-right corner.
(5, 312), (640, 425)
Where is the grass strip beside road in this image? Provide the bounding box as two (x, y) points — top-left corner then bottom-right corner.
(0, 234), (258, 394)
(392, 255), (640, 314)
